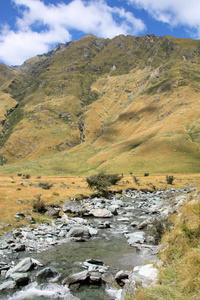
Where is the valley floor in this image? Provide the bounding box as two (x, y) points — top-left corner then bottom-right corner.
(0, 173), (199, 236)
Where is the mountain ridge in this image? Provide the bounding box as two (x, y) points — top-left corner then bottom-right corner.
(0, 34), (200, 174)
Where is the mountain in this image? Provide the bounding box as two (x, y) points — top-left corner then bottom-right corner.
(0, 34), (200, 175)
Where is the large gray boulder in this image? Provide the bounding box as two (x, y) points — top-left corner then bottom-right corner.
(62, 270), (89, 286)
(66, 226), (90, 238)
(63, 201), (85, 215)
(6, 257), (41, 278)
(10, 272), (29, 285)
(89, 208), (113, 218)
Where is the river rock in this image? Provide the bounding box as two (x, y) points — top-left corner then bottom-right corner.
(136, 263), (159, 286)
(125, 232), (145, 245)
(63, 201), (85, 215)
(11, 243), (26, 252)
(0, 280), (16, 291)
(1, 231), (14, 244)
(89, 271), (102, 284)
(107, 205), (118, 215)
(26, 215), (36, 224)
(6, 257), (38, 278)
(10, 272), (29, 285)
(87, 226), (98, 236)
(66, 226), (90, 238)
(115, 270), (130, 286)
(137, 219), (151, 229)
(62, 270), (89, 286)
(89, 208), (113, 218)
(0, 262), (10, 271)
(45, 205), (60, 217)
(36, 267), (59, 281)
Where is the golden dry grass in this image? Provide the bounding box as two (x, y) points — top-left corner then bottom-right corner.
(0, 173), (200, 236)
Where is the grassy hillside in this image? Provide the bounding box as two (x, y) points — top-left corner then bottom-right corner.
(0, 34), (200, 175)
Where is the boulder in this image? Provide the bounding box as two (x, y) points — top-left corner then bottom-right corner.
(62, 270), (89, 286)
(125, 232), (145, 245)
(66, 226), (90, 238)
(6, 257), (37, 278)
(115, 270), (130, 286)
(137, 263), (159, 285)
(45, 205), (60, 217)
(10, 272), (29, 285)
(63, 201), (85, 215)
(89, 208), (113, 218)
(36, 267), (59, 281)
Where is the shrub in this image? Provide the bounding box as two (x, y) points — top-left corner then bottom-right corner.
(52, 192), (59, 196)
(22, 174), (31, 179)
(166, 175), (175, 184)
(86, 172), (122, 193)
(147, 217), (172, 245)
(32, 194), (46, 213)
(132, 176), (139, 185)
(38, 182), (53, 190)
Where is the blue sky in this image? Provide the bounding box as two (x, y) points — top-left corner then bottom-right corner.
(1, 0), (200, 66)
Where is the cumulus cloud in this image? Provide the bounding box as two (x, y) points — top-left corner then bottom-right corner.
(129, 0), (200, 36)
(0, 0), (145, 65)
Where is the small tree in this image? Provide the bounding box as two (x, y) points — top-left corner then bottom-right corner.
(86, 172), (122, 195)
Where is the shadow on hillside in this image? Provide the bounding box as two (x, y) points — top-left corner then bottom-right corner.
(116, 104), (157, 122)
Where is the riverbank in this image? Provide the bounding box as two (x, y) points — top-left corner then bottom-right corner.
(0, 173), (200, 237)
(134, 187), (200, 300)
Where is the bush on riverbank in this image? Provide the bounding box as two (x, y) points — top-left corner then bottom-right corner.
(86, 172), (122, 194)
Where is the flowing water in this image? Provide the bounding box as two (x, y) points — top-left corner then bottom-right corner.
(1, 195), (157, 300)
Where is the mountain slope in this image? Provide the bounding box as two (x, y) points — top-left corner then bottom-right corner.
(0, 34), (200, 175)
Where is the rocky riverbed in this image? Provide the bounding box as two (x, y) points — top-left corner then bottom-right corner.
(0, 187), (194, 299)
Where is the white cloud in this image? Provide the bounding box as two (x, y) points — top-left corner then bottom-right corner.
(0, 0), (145, 65)
(129, 0), (200, 36)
